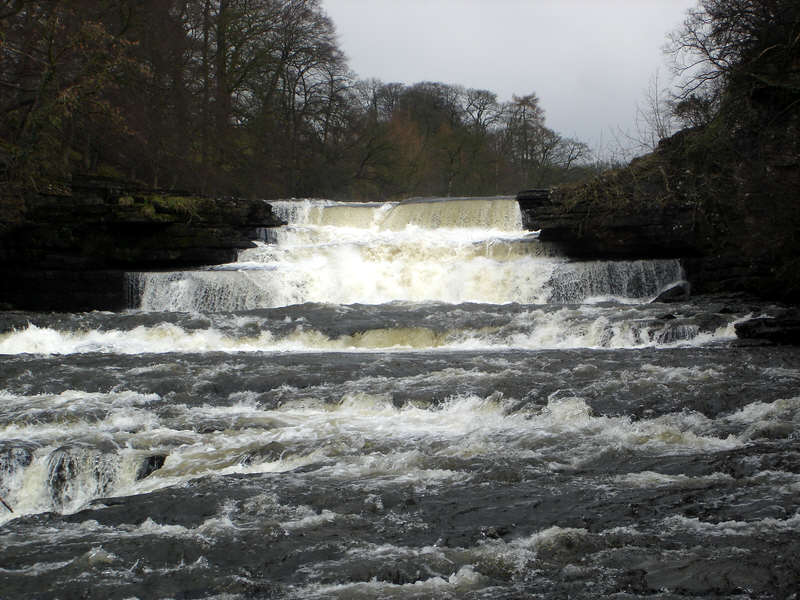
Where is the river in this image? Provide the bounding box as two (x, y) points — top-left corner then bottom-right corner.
(1, 197), (798, 598)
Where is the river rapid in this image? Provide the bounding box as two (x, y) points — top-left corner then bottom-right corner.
(1, 197), (799, 599)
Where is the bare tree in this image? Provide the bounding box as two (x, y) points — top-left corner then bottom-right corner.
(630, 69), (678, 153)
(556, 136), (590, 170)
(0, 0), (136, 182)
(667, 0), (800, 103)
(461, 88), (502, 132)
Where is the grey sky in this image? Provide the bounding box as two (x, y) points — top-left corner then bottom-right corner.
(323, 0), (698, 153)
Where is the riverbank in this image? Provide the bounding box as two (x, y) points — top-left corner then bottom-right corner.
(518, 110), (800, 304)
(0, 177), (284, 311)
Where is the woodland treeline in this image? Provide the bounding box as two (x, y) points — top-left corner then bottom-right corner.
(0, 0), (599, 199)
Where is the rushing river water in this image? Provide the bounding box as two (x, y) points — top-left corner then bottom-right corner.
(1, 197), (799, 599)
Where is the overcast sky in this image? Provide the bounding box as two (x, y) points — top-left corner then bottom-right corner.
(322, 0), (698, 153)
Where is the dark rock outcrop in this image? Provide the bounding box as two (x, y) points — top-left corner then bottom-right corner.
(735, 310), (800, 345)
(0, 177), (284, 311)
(135, 455), (167, 480)
(517, 112), (800, 302)
(652, 281), (691, 303)
(517, 184), (701, 260)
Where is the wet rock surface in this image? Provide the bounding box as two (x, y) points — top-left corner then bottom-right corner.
(735, 309), (800, 345)
(652, 280), (691, 303)
(517, 188), (700, 261)
(135, 455), (167, 481)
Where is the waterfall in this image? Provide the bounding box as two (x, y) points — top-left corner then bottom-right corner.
(0, 439), (167, 516)
(379, 196), (523, 230)
(127, 197), (683, 311)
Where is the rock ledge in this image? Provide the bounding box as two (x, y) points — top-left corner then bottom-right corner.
(0, 178), (284, 311)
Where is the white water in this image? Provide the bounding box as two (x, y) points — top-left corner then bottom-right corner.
(1, 384), (764, 524)
(2, 196), (799, 599)
(129, 197), (684, 311)
(0, 307), (737, 356)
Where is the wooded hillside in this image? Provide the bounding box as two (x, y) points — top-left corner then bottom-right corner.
(0, 0), (598, 199)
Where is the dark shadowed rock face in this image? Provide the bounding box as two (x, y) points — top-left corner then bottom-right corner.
(652, 281), (691, 303)
(517, 187), (701, 261)
(735, 311), (800, 345)
(0, 178), (284, 311)
(135, 455), (167, 480)
(517, 114), (800, 303)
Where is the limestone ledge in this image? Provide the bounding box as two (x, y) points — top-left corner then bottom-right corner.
(0, 178), (285, 311)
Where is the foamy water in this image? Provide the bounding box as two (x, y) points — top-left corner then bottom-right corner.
(1, 196), (798, 599)
(128, 198), (683, 310)
(0, 306), (737, 355)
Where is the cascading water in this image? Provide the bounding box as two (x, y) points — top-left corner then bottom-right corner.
(1, 196), (798, 600)
(129, 197), (683, 311)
